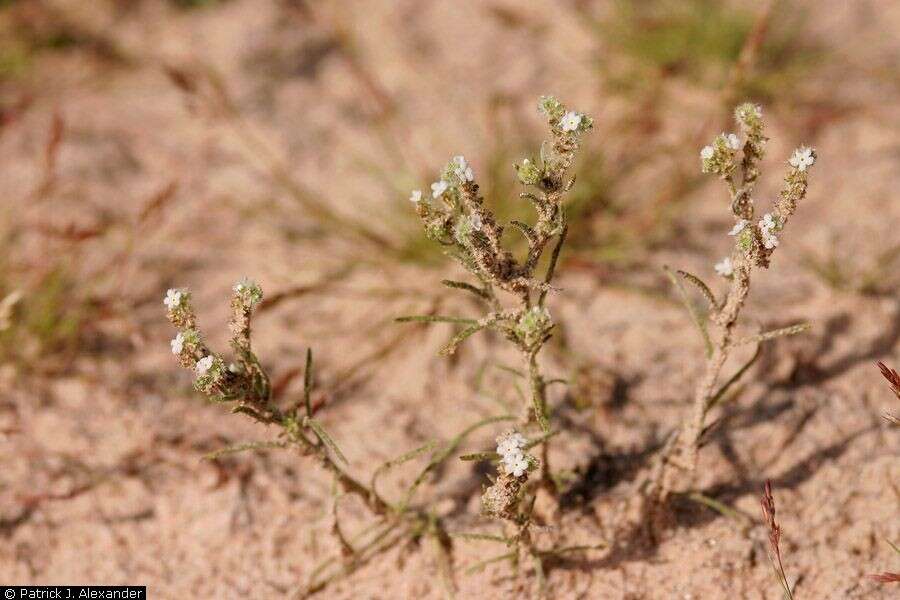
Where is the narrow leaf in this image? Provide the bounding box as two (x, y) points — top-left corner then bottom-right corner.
(459, 451), (499, 462)
(307, 418), (348, 464)
(303, 347), (314, 418)
(465, 551), (516, 574)
(439, 324), (483, 356)
(736, 322), (810, 346)
(707, 343), (762, 411)
(450, 532), (509, 543)
(665, 265), (713, 357)
(441, 279), (488, 299)
(369, 441), (437, 505)
(203, 440), (287, 461)
(396, 315), (479, 325)
(677, 269), (719, 311)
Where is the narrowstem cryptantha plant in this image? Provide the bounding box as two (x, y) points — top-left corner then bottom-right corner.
(399, 96), (596, 591)
(400, 96), (591, 436)
(646, 103), (817, 507)
(164, 281), (496, 597)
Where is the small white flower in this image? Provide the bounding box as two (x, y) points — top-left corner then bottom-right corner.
(233, 277), (255, 294)
(789, 147), (815, 172)
(163, 288), (182, 310)
(431, 180), (449, 199)
(559, 111), (582, 132)
(714, 257), (734, 278)
(452, 155), (474, 182)
(508, 456), (529, 477)
(196, 355), (215, 376)
(470, 213), (483, 231)
(700, 145), (715, 160)
(728, 219), (748, 236)
(228, 362), (240, 373)
(758, 213), (777, 232)
(409, 189), (423, 203)
(726, 133), (741, 151)
(170, 332), (185, 355)
(762, 233), (779, 250)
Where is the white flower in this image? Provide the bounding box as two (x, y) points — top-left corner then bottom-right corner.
(409, 189), (423, 203)
(452, 155), (474, 182)
(714, 257), (734, 278)
(431, 180), (449, 199)
(725, 133), (741, 151)
(496, 431), (530, 476)
(233, 277), (255, 294)
(163, 288), (182, 310)
(196, 355), (215, 376)
(506, 456), (529, 477)
(789, 147), (815, 172)
(559, 111), (582, 132)
(728, 219), (748, 236)
(762, 233), (779, 250)
(470, 213), (483, 231)
(496, 432), (526, 456)
(170, 332), (185, 355)
(700, 145), (715, 160)
(758, 213), (777, 232)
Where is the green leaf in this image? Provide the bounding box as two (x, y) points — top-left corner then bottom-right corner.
(303, 347), (314, 418)
(369, 441), (437, 506)
(459, 451), (499, 462)
(665, 265), (713, 357)
(441, 279), (489, 299)
(736, 322), (810, 345)
(202, 440), (287, 461)
(307, 418), (348, 464)
(396, 315), (479, 325)
(450, 532), (509, 543)
(439, 324), (483, 356)
(400, 414), (515, 510)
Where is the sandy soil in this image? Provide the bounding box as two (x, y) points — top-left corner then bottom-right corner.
(2, 1), (900, 598)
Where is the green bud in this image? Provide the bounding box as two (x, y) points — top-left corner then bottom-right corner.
(516, 158), (542, 186)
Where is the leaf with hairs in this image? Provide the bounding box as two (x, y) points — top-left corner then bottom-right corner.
(441, 279), (488, 299)
(665, 265), (713, 357)
(736, 322), (810, 345)
(459, 451), (499, 462)
(451, 532), (509, 543)
(439, 324), (483, 356)
(396, 315), (479, 325)
(369, 441), (437, 506)
(677, 269), (720, 311)
(306, 418), (348, 464)
(203, 440), (288, 461)
(400, 415), (515, 511)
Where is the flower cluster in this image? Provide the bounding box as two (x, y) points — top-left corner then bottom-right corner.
(164, 281), (270, 404)
(410, 96), (591, 297)
(516, 306), (552, 347)
(757, 212), (780, 250)
(496, 431), (532, 477)
(700, 132), (742, 175)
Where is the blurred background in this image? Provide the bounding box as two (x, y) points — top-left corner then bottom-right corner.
(1, 1), (899, 597)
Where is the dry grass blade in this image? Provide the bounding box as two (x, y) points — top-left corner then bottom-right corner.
(761, 480), (795, 600)
(877, 361), (900, 399)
